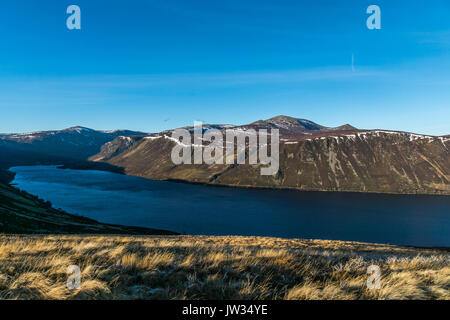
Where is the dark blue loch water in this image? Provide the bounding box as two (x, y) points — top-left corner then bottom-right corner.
(10, 165), (450, 247)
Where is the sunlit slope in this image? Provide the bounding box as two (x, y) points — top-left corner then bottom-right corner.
(0, 235), (448, 300)
(94, 128), (450, 194)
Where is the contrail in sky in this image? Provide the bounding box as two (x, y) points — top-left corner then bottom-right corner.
(352, 53), (355, 72)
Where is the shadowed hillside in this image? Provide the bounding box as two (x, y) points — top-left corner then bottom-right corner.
(0, 127), (146, 160)
(0, 182), (176, 235)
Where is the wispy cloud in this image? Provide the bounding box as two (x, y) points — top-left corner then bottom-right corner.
(411, 31), (450, 47)
(0, 67), (387, 90)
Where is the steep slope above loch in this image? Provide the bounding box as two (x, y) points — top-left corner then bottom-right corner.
(0, 181), (176, 235)
(92, 117), (450, 195)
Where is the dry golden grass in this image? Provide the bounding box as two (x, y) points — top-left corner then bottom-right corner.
(0, 234), (448, 300)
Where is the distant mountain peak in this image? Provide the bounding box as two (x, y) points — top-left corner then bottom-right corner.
(250, 115), (355, 134)
(268, 115), (297, 121)
(334, 124), (357, 131)
(64, 126), (96, 133)
(0, 126), (147, 160)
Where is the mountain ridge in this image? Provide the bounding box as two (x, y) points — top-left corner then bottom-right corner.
(0, 126), (146, 160)
(1, 117), (449, 195)
(90, 116), (450, 195)
(0, 126), (164, 234)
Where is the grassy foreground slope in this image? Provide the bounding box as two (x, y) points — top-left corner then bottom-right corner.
(0, 235), (448, 300)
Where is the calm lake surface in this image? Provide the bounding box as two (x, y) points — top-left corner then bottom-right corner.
(10, 165), (450, 247)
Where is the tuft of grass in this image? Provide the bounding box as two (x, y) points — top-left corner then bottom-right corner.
(0, 234), (448, 300)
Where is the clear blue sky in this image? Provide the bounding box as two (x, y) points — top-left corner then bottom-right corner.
(0, 0), (449, 135)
